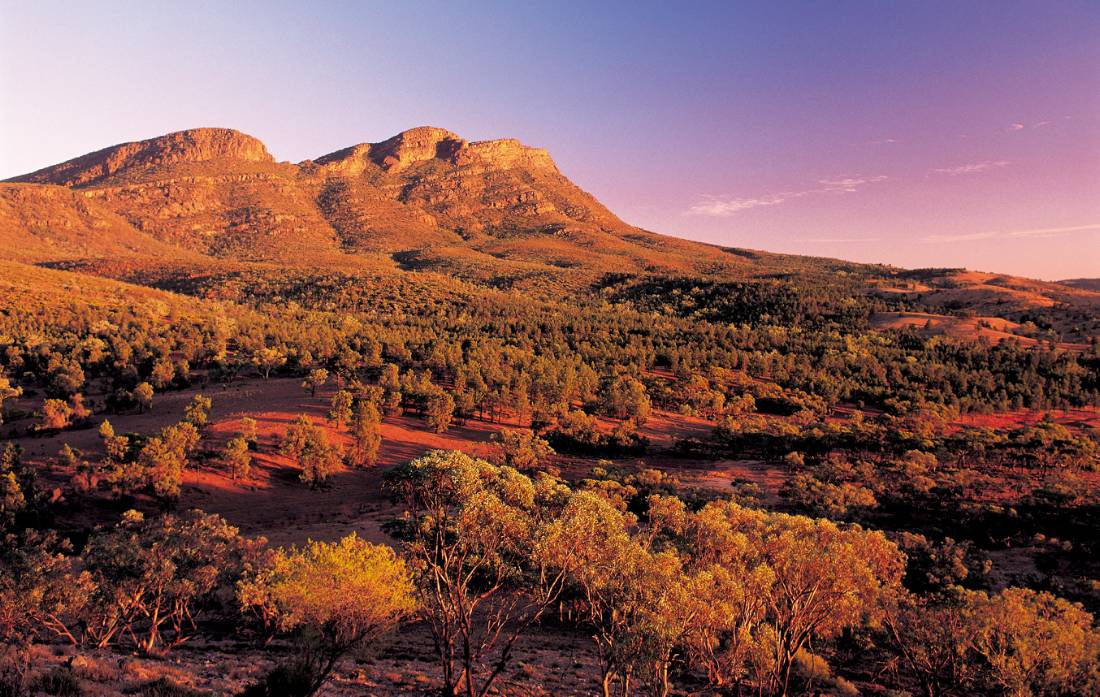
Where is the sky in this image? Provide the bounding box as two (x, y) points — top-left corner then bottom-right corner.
(2, 1), (1098, 280)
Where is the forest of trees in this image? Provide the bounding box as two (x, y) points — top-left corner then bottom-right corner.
(1, 263), (1099, 695)
(3, 450), (1098, 696)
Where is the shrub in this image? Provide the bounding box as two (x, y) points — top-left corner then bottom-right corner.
(280, 416), (342, 488)
(31, 667), (80, 696)
(238, 534), (415, 697)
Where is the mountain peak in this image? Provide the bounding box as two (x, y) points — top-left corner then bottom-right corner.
(313, 127), (559, 175)
(369, 126), (466, 171)
(9, 127), (274, 187)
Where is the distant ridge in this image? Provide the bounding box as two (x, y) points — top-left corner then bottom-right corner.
(1061, 278), (1100, 292)
(10, 128), (274, 187)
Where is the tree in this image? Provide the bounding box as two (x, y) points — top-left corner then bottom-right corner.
(754, 508), (904, 695)
(672, 499), (776, 693)
(138, 430), (187, 501)
(328, 389), (353, 429)
(884, 591), (982, 697)
(783, 473), (878, 519)
(47, 357), (84, 397)
(238, 534), (416, 696)
(600, 375), (652, 426)
(184, 394), (212, 429)
(150, 357), (175, 388)
(99, 420), (130, 464)
(970, 588), (1100, 697)
(0, 530), (93, 645)
(133, 382), (155, 413)
(491, 429), (554, 472)
(380, 363), (402, 416)
(239, 416), (259, 447)
(0, 470), (25, 529)
(253, 347), (287, 380)
(302, 368), (329, 397)
(82, 509), (255, 653)
(542, 491), (696, 697)
(384, 450), (575, 697)
(37, 399), (72, 431)
(69, 393), (91, 423)
(886, 588), (1100, 697)
(425, 392), (455, 433)
(348, 399), (382, 467)
(62, 444), (97, 493)
(0, 374), (21, 425)
(223, 436), (252, 480)
(281, 415), (342, 488)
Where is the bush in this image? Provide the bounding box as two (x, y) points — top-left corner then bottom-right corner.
(238, 650), (324, 697)
(132, 677), (210, 696)
(238, 534), (415, 696)
(32, 667), (81, 696)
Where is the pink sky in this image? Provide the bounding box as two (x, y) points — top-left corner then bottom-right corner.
(1, 2), (1097, 279)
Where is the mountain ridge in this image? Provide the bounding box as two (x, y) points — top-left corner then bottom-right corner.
(0, 125), (693, 273)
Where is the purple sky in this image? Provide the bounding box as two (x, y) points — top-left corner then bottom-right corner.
(2, 1), (1097, 279)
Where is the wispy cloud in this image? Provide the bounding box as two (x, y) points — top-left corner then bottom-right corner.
(869, 137), (899, 145)
(818, 175), (888, 192)
(932, 160), (1011, 176)
(922, 230), (1000, 243)
(1005, 223), (1100, 238)
(1007, 120), (1057, 131)
(800, 237), (880, 243)
(687, 195), (789, 216)
(923, 223), (1100, 244)
(687, 175), (888, 217)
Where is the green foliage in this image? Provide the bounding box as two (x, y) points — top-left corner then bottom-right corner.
(491, 428), (554, 472)
(222, 435), (251, 480)
(81, 509), (256, 653)
(327, 389), (353, 429)
(238, 534), (415, 696)
(132, 381), (155, 413)
(347, 399), (382, 467)
(280, 416), (342, 487)
(183, 394), (212, 429)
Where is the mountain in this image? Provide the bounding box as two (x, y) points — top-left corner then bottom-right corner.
(3, 126), (724, 278)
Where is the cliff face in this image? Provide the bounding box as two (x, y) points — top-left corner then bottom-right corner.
(312, 126), (623, 239)
(312, 127), (558, 175)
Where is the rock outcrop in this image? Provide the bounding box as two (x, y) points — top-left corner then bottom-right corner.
(11, 128), (274, 188)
